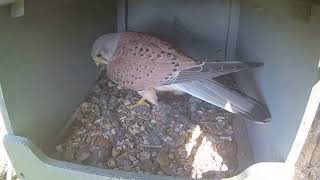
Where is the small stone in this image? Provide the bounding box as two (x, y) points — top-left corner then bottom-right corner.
(151, 152), (157, 157)
(224, 129), (234, 135)
(141, 159), (154, 171)
(161, 164), (176, 175)
(132, 127), (140, 134)
(217, 120), (226, 128)
(176, 148), (188, 159)
(168, 153), (175, 160)
(179, 131), (189, 139)
(74, 137), (81, 143)
(176, 167), (188, 177)
(90, 130), (101, 137)
(197, 110), (204, 115)
(174, 124), (183, 133)
(76, 149), (91, 162)
(163, 136), (173, 145)
(207, 110), (213, 113)
(86, 135), (93, 144)
(123, 99), (131, 106)
(129, 155), (137, 162)
(139, 151), (151, 160)
(94, 137), (112, 148)
(80, 119), (89, 123)
(132, 160), (139, 166)
(112, 148), (120, 157)
(143, 139), (149, 145)
(220, 136), (232, 141)
(157, 151), (170, 167)
(94, 118), (103, 124)
(117, 159), (132, 171)
(128, 128), (136, 135)
(127, 115), (135, 122)
(76, 129), (86, 135)
(111, 129), (116, 135)
(102, 124), (111, 130)
(108, 158), (117, 168)
(216, 116), (226, 121)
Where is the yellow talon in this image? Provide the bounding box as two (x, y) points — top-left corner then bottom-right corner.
(129, 98), (150, 109)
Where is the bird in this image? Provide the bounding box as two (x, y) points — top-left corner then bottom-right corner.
(91, 32), (271, 123)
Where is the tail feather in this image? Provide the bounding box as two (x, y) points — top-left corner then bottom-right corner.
(171, 61), (263, 85)
(170, 79), (271, 123)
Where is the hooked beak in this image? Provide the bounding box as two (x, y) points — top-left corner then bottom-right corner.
(94, 57), (108, 66)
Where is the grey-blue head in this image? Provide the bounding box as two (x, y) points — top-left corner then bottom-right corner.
(91, 33), (120, 66)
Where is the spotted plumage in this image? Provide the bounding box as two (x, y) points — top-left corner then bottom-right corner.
(105, 32), (198, 90)
(91, 32), (266, 120)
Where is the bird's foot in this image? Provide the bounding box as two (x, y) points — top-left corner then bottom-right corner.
(128, 98), (150, 109)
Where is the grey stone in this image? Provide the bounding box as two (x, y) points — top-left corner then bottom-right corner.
(123, 99), (131, 106)
(76, 149), (91, 162)
(112, 148), (121, 157)
(107, 158), (117, 168)
(157, 151), (170, 167)
(139, 151), (151, 160)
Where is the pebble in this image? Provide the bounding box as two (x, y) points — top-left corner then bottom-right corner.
(94, 137), (112, 149)
(197, 110), (204, 115)
(76, 149), (91, 162)
(142, 159), (154, 171)
(107, 158), (117, 168)
(224, 129), (234, 135)
(55, 78), (238, 179)
(112, 148), (121, 157)
(90, 130), (102, 137)
(151, 152), (157, 157)
(174, 124), (183, 133)
(157, 151), (170, 167)
(111, 129), (116, 135)
(216, 116), (226, 121)
(168, 153), (175, 160)
(94, 118), (103, 124)
(102, 124), (111, 130)
(179, 131), (189, 139)
(220, 136), (233, 142)
(139, 151), (151, 160)
(124, 99), (131, 106)
(129, 155), (138, 162)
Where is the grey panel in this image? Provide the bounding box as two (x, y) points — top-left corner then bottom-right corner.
(0, 0), (117, 150)
(4, 135), (293, 180)
(237, 0), (320, 161)
(127, 0), (230, 61)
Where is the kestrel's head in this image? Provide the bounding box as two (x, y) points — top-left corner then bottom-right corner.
(91, 33), (120, 66)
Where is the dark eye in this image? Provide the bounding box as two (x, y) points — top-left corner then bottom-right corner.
(97, 53), (102, 57)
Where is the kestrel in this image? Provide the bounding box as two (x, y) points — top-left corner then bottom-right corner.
(91, 32), (270, 123)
